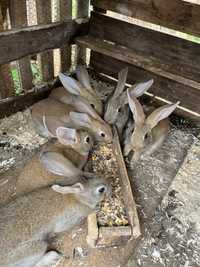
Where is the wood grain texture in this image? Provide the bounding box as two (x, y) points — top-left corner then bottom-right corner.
(76, 0), (90, 64)
(9, 0), (33, 92)
(0, 20), (88, 65)
(60, 0), (72, 71)
(36, 0), (54, 81)
(0, 84), (52, 119)
(91, 0), (200, 37)
(89, 52), (200, 118)
(89, 12), (200, 84)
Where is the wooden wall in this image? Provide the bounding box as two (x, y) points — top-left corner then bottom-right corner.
(76, 0), (200, 120)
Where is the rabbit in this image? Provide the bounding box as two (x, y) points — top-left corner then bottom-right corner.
(0, 173), (109, 267)
(15, 118), (94, 198)
(124, 88), (179, 161)
(50, 64), (103, 116)
(31, 96), (113, 143)
(104, 67), (154, 137)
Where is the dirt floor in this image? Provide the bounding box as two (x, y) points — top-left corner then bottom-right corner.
(0, 78), (199, 267)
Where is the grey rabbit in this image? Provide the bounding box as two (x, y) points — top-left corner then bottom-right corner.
(104, 67), (153, 137)
(0, 172), (109, 267)
(124, 88), (179, 161)
(15, 117), (94, 197)
(50, 64), (103, 116)
(31, 96), (113, 143)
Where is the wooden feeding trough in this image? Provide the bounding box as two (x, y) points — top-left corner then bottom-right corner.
(86, 127), (141, 248)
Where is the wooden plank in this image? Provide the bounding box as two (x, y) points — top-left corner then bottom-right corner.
(76, 0), (89, 63)
(89, 51), (200, 119)
(0, 2), (15, 98)
(9, 0), (33, 92)
(36, 0), (54, 81)
(91, 0), (200, 37)
(89, 12), (200, 84)
(0, 84), (53, 119)
(0, 20), (88, 65)
(59, 0), (72, 71)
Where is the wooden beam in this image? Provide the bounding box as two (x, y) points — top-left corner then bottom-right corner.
(91, 0), (200, 37)
(36, 0), (54, 81)
(59, 0), (72, 72)
(0, 84), (53, 119)
(89, 12), (200, 84)
(76, 0), (90, 64)
(9, 0), (33, 92)
(0, 20), (88, 65)
(89, 51), (200, 119)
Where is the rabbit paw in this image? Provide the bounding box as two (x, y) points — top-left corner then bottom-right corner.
(35, 251), (62, 267)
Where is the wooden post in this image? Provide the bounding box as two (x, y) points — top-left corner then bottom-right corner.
(59, 0), (72, 72)
(36, 0), (54, 82)
(9, 0), (33, 92)
(76, 0), (89, 64)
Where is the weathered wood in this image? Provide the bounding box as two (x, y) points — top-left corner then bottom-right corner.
(9, 0), (33, 92)
(0, 84), (53, 119)
(0, 2), (15, 98)
(36, 0), (54, 81)
(91, 0), (200, 37)
(98, 226), (132, 247)
(112, 127), (141, 239)
(0, 20), (88, 65)
(88, 12), (200, 84)
(60, 0), (72, 71)
(76, 0), (89, 64)
(89, 52), (200, 120)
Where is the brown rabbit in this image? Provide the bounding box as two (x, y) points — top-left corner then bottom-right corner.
(124, 88), (179, 161)
(15, 119), (93, 197)
(50, 64), (103, 116)
(0, 175), (109, 267)
(31, 96), (112, 143)
(104, 67), (154, 137)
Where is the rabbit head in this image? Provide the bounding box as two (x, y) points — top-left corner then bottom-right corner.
(127, 89), (179, 161)
(69, 111), (113, 143)
(43, 115), (93, 156)
(59, 65), (103, 116)
(52, 174), (109, 209)
(104, 67), (154, 125)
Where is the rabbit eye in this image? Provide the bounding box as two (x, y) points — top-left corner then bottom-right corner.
(91, 104), (95, 109)
(144, 134), (148, 140)
(118, 107), (122, 113)
(100, 132), (106, 138)
(98, 186), (106, 194)
(85, 136), (90, 143)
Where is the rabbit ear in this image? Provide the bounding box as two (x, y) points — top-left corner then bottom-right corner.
(76, 65), (94, 93)
(56, 127), (78, 146)
(129, 79), (154, 98)
(43, 115), (56, 137)
(76, 97), (100, 120)
(146, 101), (179, 129)
(113, 67), (128, 98)
(52, 183), (84, 194)
(40, 151), (81, 177)
(59, 73), (82, 95)
(69, 112), (92, 128)
(127, 89), (145, 125)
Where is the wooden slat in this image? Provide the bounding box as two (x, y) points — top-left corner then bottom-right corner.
(9, 0), (33, 92)
(60, 0), (72, 71)
(0, 2), (15, 98)
(91, 0), (200, 37)
(0, 84), (53, 119)
(0, 20), (88, 65)
(89, 12), (200, 84)
(76, 0), (89, 63)
(89, 51), (200, 119)
(36, 0), (54, 81)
